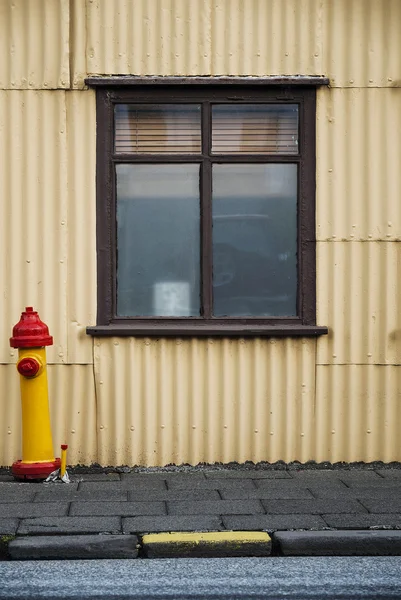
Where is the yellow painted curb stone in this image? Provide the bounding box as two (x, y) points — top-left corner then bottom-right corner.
(142, 531), (271, 558)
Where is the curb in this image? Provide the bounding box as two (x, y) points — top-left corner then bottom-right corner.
(274, 530), (401, 556)
(141, 531), (271, 558)
(8, 535), (139, 561)
(3, 530), (401, 560)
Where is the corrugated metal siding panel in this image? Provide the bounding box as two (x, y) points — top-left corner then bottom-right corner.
(66, 91), (97, 364)
(86, 0), (322, 77)
(315, 365), (401, 462)
(209, 0), (321, 77)
(94, 337), (316, 466)
(316, 88), (401, 241)
(0, 91), (68, 365)
(86, 0), (211, 76)
(316, 241), (401, 366)
(321, 0), (401, 88)
(70, 0), (88, 89)
(0, 0), (70, 90)
(0, 365), (97, 466)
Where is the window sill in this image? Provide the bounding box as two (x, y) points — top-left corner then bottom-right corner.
(86, 324), (328, 337)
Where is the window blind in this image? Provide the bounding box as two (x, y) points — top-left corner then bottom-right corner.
(212, 104), (298, 155)
(114, 104), (202, 154)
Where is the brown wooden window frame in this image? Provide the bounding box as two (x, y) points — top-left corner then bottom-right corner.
(87, 79), (328, 337)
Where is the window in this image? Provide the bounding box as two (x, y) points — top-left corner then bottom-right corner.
(88, 80), (328, 337)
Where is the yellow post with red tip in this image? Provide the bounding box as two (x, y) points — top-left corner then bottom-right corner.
(10, 307), (60, 480)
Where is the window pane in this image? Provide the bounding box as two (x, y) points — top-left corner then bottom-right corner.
(212, 104), (298, 155)
(212, 164), (297, 317)
(116, 165), (200, 316)
(115, 104), (201, 154)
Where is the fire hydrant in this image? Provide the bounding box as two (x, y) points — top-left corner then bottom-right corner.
(10, 307), (60, 480)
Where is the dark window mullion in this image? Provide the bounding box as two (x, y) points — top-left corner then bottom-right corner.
(201, 102), (213, 318)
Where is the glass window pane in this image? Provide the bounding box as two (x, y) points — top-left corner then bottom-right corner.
(115, 104), (201, 154)
(117, 165), (200, 316)
(212, 164), (297, 317)
(212, 104), (298, 155)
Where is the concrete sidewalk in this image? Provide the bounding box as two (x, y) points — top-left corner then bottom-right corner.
(1, 466), (401, 558)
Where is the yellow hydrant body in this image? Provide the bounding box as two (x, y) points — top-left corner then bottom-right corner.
(10, 307), (60, 480)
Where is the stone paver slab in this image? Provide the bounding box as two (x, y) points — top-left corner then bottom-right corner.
(74, 473), (121, 481)
(17, 516), (121, 535)
(260, 499), (367, 514)
(167, 500), (264, 515)
(121, 473), (206, 482)
(35, 489), (128, 502)
(166, 479), (256, 491)
(0, 518), (19, 535)
(376, 470), (401, 479)
(220, 488), (313, 500)
(127, 490), (220, 502)
(123, 515), (223, 533)
(0, 491), (36, 503)
(358, 499), (401, 513)
(204, 471), (291, 479)
(322, 514), (401, 529)
(222, 514), (327, 531)
(70, 501), (166, 517)
(0, 503), (69, 518)
(79, 480), (167, 492)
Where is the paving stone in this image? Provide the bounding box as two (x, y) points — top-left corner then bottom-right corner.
(322, 514), (401, 529)
(308, 486), (401, 499)
(0, 482), (46, 491)
(345, 480), (401, 488)
(222, 514), (327, 531)
(336, 472), (383, 484)
(127, 490), (220, 502)
(167, 500), (264, 515)
(18, 516), (121, 535)
(204, 471), (291, 479)
(166, 479), (256, 491)
(123, 515), (224, 533)
(79, 480), (167, 492)
(37, 483), (79, 492)
(260, 499), (367, 514)
(358, 499), (401, 513)
(0, 518), (19, 535)
(9, 534), (139, 560)
(74, 473), (121, 481)
(274, 530), (401, 556)
(35, 489), (128, 502)
(255, 479), (348, 491)
(220, 488), (313, 500)
(0, 491), (36, 503)
(70, 501), (166, 517)
(122, 473), (206, 482)
(0, 503), (69, 518)
(376, 470), (401, 479)
(0, 475), (14, 482)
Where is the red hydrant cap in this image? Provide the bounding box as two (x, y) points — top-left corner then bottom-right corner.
(10, 307), (53, 348)
(17, 357), (41, 378)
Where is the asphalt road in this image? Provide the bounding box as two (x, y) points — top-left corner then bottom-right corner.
(1, 557), (401, 599)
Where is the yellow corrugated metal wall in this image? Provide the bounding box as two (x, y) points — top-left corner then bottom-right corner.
(0, 0), (400, 466)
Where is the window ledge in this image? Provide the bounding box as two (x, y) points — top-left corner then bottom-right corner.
(86, 324), (328, 337)
(86, 75), (330, 87)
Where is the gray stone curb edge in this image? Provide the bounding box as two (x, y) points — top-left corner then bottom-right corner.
(2, 530), (401, 560)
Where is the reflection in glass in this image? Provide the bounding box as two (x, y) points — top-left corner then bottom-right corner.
(115, 104), (201, 154)
(212, 104), (298, 155)
(212, 164), (297, 316)
(116, 165), (200, 316)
